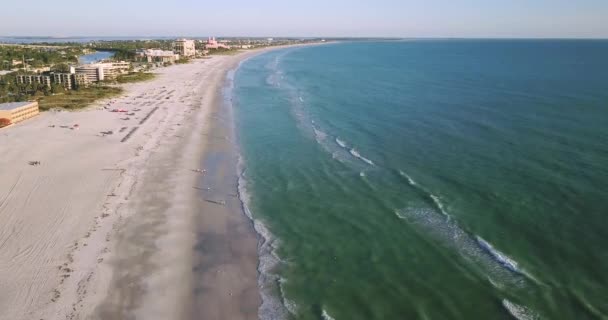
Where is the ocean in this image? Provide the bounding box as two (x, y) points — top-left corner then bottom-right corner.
(231, 40), (608, 320)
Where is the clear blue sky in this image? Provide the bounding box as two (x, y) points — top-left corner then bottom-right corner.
(2, 0), (607, 38)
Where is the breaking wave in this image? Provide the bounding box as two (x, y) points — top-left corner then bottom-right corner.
(322, 309), (336, 320)
(398, 170), (418, 186)
(502, 299), (540, 320)
(335, 137), (347, 148)
(270, 57), (375, 171)
(237, 157), (290, 319)
(476, 236), (520, 274)
(395, 204), (542, 318)
(397, 170), (450, 218)
(430, 194), (450, 218)
(394, 206), (526, 288)
(349, 148), (375, 166)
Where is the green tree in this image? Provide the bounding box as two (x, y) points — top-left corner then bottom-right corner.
(52, 63), (70, 73)
(51, 83), (63, 94)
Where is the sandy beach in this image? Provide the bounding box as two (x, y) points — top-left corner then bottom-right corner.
(0, 49), (273, 320)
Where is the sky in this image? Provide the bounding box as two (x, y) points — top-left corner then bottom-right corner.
(1, 0), (607, 38)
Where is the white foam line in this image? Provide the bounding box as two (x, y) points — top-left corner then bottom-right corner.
(394, 209), (406, 220)
(430, 194), (450, 217)
(335, 137), (347, 148)
(279, 278), (298, 315)
(395, 207), (528, 290)
(398, 171), (450, 219)
(349, 148), (375, 166)
(322, 309), (337, 320)
(313, 126), (328, 142)
(236, 157), (290, 320)
(476, 236), (520, 274)
(398, 170), (418, 186)
(502, 299), (541, 320)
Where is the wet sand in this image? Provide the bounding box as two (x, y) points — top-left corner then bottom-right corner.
(0, 47), (289, 320)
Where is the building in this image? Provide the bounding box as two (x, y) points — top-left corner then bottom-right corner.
(75, 64), (104, 82)
(74, 62), (130, 82)
(173, 39), (196, 57)
(16, 75), (52, 88)
(51, 72), (74, 89)
(0, 101), (40, 126)
(136, 49), (180, 63)
(102, 62), (130, 80)
(205, 37), (231, 50)
(73, 73), (91, 88)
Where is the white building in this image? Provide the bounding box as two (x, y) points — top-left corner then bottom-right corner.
(136, 49), (180, 63)
(74, 62), (131, 82)
(16, 75), (52, 88)
(173, 39), (196, 57)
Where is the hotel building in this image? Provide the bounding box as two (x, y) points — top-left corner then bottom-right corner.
(52, 73), (74, 89)
(0, 101), (40, 126)
(136, 49), (180, 63)
(73, 73), (91, 88)
(16, 75), (52, 88)
(173, 39), (196, 57)
(74, 62), (130, 82)
(205, 37), (231, 50)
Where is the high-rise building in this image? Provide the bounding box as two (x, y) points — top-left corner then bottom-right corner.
(173, 39), (196, 57)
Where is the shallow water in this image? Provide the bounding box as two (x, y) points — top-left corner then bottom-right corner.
(233, 40), (608, 319)
(78, 51), (114, 64)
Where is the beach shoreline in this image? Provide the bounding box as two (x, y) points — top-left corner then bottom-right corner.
(0, 44), (312, 320)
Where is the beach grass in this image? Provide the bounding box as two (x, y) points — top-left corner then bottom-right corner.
(38, 86), (123, 111)
(116, 72), (156, 84)
(209, 49), (244, 56)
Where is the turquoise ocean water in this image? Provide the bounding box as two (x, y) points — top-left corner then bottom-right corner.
(232, 41), (608, 320)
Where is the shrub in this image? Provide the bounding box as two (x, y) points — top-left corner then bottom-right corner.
(0, 118), (11, 128)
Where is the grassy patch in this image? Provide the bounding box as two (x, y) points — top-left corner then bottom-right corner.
(208, 49), (243, 56)
(38, 86), (123, 111)
(116, 72), (155, 84)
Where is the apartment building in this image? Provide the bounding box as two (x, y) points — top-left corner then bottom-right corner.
(16, 75), (52, 88)
(75, 62), (130, 82)
(173, 39), (196, 57)
(136, 49), (180, 63)
(0, 101), (40, 126)
(51, 72), (74, 89)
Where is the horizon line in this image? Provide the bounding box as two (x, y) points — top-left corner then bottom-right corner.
(1, 35), (608, 41)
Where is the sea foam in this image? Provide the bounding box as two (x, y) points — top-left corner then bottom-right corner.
(502, 299), (540, 320)
(398, 170), (418, 186)
(395, 206), (526, 288)
(476, 236), (520, 274)
(237, 157), (290, 320)
(322, 309), (337, 320)
(349, 148), (375, 166)
(398, 170), (450, 218)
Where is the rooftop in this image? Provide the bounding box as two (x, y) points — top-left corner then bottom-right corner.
(0, 101), (36, 111)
